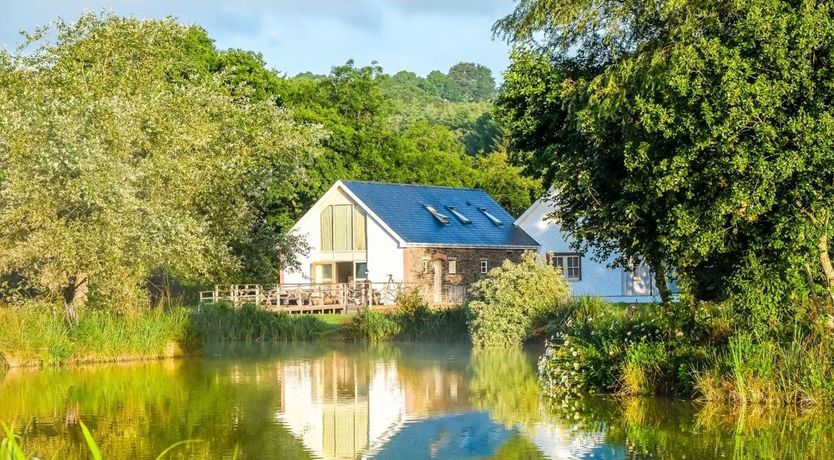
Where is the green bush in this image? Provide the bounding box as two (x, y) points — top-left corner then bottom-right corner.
(467, 252), (570, 349)
(343, 309), (401, 342)
(537, 298), (711, 399)
(343, 290), (469, 342)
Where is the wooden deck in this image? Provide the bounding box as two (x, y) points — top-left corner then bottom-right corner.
(199, 282), (467, 313)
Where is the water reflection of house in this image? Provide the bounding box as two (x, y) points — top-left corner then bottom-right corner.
(275, 354), (469, 460)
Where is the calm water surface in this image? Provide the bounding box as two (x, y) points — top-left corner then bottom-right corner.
(1, 342), (832, 459)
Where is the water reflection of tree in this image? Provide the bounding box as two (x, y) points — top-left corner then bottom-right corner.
(468, 349), (542, 428)
(0, 361), (314, 459)
(547, 396), (834, 459)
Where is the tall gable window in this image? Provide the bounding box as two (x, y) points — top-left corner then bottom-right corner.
(320, 204), (366, 251)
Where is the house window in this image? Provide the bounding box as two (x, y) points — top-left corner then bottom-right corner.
(320, 204), (366, 251)
(422, 258), (431, 273)
(448, 258), (457, 274)
(355, 262), (368, 280)
(314, 263), (333, 283)
(548, 253), (582, 281)
(480, 259), (489, 274)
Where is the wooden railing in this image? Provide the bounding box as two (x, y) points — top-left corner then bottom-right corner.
(199, 282), (467, 313)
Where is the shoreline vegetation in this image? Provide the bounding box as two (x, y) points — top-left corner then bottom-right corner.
(5, 256), (834, 409)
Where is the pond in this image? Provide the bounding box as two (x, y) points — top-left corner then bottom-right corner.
(1, 342), (832, 459)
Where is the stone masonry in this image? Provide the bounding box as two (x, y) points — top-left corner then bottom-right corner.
(402, 247), (528, 289)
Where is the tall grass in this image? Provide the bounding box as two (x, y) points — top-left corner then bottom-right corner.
(694, 330), (834, 406)
(0, 303), (197, 368)
(342, 290), (469, 342)
(189, 302), (342, 342)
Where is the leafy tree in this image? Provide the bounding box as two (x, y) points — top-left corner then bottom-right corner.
(214, 49), (283, 103)
(473, 150), (542, 216)
(421, 69), (463, 101)
(495, 0), (834, 315)
(0, 14), (321, 319)
(447, 62), (497, 101)
(276, 61), (538, 217)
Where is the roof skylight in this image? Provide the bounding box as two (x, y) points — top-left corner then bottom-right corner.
(424, 205), (450, 224)
(445, 206), (471, 224)
(479, 207), (503, 226)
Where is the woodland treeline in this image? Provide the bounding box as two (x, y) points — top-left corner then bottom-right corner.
(0, 13), (539, 319)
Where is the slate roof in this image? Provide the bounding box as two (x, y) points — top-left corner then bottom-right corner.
(342, 181), (540, 248)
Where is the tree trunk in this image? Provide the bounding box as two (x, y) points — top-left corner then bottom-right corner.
(648, 258), (672, 303)
(818, 233), (834, 305)
(63, 273), (88, 325)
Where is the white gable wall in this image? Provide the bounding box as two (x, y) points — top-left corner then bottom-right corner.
(516, 197), (660, 303)
(365, 217), (404, 282)
(283, 183), (404, 285)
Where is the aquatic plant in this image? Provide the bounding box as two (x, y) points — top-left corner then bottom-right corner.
(343, 290), (468, 342)
(1, 421), (200, 460)
(189, 302), (341, 342)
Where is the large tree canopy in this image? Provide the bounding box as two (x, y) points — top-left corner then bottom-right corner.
(496, 0), (834, 325)
(0, 14), (322, 317)
(274, 61), (540, 217)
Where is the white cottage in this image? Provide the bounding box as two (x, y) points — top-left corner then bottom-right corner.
(282, 180), (540, 304)
(515, 195), (664, 303)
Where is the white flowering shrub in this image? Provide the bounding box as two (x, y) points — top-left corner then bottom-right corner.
(537, 298), (695, 398)
(467, 252), (570, 349)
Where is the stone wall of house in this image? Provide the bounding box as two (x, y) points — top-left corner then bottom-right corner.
(402, 247), (528, 290)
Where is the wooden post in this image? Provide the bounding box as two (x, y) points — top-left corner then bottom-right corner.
(214, 285), (219, 303)
(255, 285), (261, 306)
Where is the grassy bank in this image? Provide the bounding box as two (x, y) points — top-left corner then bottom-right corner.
(0, 302), (352, 368)
(535, 297), (834, 407)
(0, 304), (198, 368)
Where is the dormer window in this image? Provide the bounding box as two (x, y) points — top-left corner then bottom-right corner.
(479, 207), (503, 226)
(424, 205), (450, 224)
(445, 206), (471, 224)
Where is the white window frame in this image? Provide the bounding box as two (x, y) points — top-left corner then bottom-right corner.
(422, 258), (431, 273)
(480, 259), (489, 274)
(548, 252), (582, 281)
(448, 258), (457, 274)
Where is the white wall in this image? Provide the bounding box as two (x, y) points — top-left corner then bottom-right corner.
(283, 183), (404, 284)
(516, 197), (660, 303)
(365, 217), (404, 283)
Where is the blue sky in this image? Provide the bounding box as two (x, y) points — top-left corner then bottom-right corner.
(0, 0), (515, 79)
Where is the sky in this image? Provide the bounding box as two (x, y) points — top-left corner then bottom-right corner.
(0, 0), (516, 79)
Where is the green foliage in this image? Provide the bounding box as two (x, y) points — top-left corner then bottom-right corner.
(277, 60), (538, 218)
(447, 62), (497, 102)
(467, 253), (570, 349)
(0, 13), (322, 310)
(343, 291), (469, 342)
(189, 303), (339, 342)
(391, 291), (469, 341)
(538, 298), (712, 399)
(495, 0), (834, 316)
(695, 331), (834, 406)
(2, 420), (199, 460)
(0, 303), (196, 367)
(342, 309), (401, 343)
